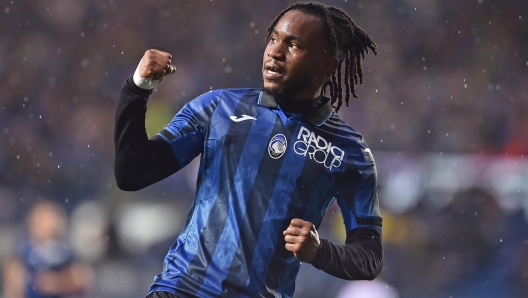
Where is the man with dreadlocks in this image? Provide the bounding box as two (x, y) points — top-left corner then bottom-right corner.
(114, 2), (382, 297)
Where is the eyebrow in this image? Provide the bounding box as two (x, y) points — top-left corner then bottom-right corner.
(271, 29), (305, 44)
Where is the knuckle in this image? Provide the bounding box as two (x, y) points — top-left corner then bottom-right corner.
(145, 49), (155, 57)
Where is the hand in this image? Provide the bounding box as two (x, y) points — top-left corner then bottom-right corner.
(283, 218), (321, 263)
(35, 270), (62, 294)
(139, 49), (175, 80)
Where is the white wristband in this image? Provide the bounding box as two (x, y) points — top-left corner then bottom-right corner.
(132, 58), (160, 90)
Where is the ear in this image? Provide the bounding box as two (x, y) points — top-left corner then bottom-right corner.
(321, 56), (339, 77)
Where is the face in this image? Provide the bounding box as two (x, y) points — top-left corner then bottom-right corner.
(29, 202), (66, 241)
(262, 10), (338, 100)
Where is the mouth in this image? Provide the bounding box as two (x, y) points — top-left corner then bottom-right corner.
(263, 61), (284, 80)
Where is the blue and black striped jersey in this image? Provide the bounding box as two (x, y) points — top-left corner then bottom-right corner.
(148, 88), (381, 297)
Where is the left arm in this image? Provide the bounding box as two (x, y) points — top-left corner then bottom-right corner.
(311, 227), (382, 280)
(284, 219), (382, 280)
(284, 138), (383, 280)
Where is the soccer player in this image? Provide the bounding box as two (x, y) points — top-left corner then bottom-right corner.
(3, 201), (93, 298)
(115, 2), (382, 297)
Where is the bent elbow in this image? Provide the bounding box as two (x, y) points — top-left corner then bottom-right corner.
(115, 177), (143, 191)
(114, 164), (146, 192)
(364, 256), (383, 281)
(346, 253), (383, 281)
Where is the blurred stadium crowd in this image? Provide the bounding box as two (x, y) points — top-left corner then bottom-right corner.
(1, 0), (527, 297)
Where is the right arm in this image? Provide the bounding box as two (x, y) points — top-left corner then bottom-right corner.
(114, 50), (179, 191)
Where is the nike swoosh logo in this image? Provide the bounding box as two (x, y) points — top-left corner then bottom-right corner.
(230, 115), (257, 122)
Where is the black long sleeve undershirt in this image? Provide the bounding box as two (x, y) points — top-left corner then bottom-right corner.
(114, 78), (383, 280)
(114, 77), (180, 191)
(312, 228), (383, 280)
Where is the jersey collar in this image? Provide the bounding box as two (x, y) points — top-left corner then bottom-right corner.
(258, 91), (333, 126)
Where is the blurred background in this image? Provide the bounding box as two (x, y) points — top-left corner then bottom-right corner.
(1, 0), (527, 297)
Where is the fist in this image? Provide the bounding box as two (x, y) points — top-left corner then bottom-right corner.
(283, 218), (321, 263)
(139, 49), (175, 80)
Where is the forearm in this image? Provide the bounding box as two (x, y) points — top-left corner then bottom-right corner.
(114, 77), (179, 191)
(310, 228), (383, 280)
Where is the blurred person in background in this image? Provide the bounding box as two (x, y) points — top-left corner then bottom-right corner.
(115, 2), (382, 297)
(3, 200), (93, 298)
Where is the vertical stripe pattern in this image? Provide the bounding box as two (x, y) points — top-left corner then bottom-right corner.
(148, 89), (381, 298)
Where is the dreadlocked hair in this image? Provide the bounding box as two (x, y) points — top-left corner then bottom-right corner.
(266, 2), (377, 112)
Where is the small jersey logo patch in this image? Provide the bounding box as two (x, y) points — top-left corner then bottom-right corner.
(230, 115), (257, 122)
(268, 134), (287, 159)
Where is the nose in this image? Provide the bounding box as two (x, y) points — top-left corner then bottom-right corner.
(266, 40), (285, 61)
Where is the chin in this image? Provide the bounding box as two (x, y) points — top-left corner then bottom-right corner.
(262, 83), (291, 100)
(260, 78), (270, 88)
(262, 82), (278, 92)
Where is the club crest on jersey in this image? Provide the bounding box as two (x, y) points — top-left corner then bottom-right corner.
(293, 126), (344, 170)
(268, 134), (287, 159)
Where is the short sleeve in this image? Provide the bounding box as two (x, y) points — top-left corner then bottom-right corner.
(156, 90), (223, 169)
(336, 144), (382, 231)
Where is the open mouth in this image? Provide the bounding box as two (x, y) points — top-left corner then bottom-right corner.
(263, 62), (284, 79)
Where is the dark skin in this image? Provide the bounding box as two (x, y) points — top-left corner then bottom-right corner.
(262, 10), (339, 100)
(137, 49), (174, 80)
(136, 10), (339, 264)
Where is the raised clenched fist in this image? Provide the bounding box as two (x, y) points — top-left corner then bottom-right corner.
(139, 49), (175, 80)
(133, 49), (176, 90)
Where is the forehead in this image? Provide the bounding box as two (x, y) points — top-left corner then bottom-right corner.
(273, 10), (326, 41)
